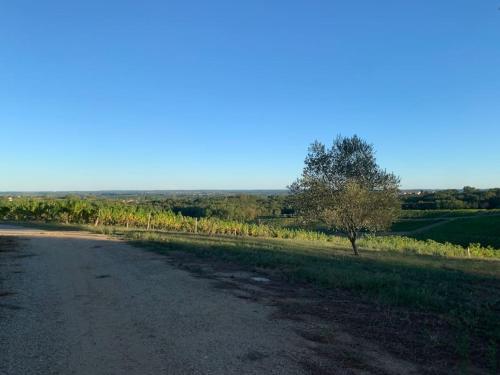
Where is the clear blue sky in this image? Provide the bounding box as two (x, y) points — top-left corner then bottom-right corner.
(1, 1), (499, 191)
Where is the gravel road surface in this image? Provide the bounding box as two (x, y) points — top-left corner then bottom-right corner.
(0, 226), (315, 375)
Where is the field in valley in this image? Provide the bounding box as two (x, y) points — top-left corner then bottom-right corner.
(391, 210), (500, 248)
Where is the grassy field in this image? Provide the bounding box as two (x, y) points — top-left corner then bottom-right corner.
(411, 215), (500, 249)
(399, 209), (500, 219)
(390, 219), (443, 232)
(388, 209), (500, 251)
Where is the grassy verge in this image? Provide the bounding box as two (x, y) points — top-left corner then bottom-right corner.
(116, 229), (500, 353)
(5, 219), (499, 258)
(129, 230), (500, 372)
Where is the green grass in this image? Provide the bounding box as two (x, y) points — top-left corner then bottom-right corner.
(390, 219), (442, 232)
(412, 215), (500, 249)
(359, 235), (498, 258)
(400, 209), (500, 219)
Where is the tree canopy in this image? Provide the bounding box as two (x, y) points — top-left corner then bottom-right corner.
(290, 135), (400, 255)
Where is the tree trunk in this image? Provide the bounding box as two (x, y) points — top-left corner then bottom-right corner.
(348, 235), (359, 256)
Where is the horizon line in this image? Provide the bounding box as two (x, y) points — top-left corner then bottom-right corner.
(1, 187), (498, 194)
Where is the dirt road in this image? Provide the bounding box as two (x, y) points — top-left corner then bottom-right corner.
(0, 225), (317, 375)
(1, 225), (421, 375)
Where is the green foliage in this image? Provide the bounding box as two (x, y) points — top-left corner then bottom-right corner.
(290, 135), (400, 255)
(402, 188), (500, 209)
(147, 194), (291, 221)
(0, 197), (329, 240)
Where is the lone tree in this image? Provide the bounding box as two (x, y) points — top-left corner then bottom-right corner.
(290, 135), (400, 256)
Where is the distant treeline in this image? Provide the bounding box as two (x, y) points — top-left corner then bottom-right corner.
(148, 195), (295, 221)
(401, 187), (500, 210)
